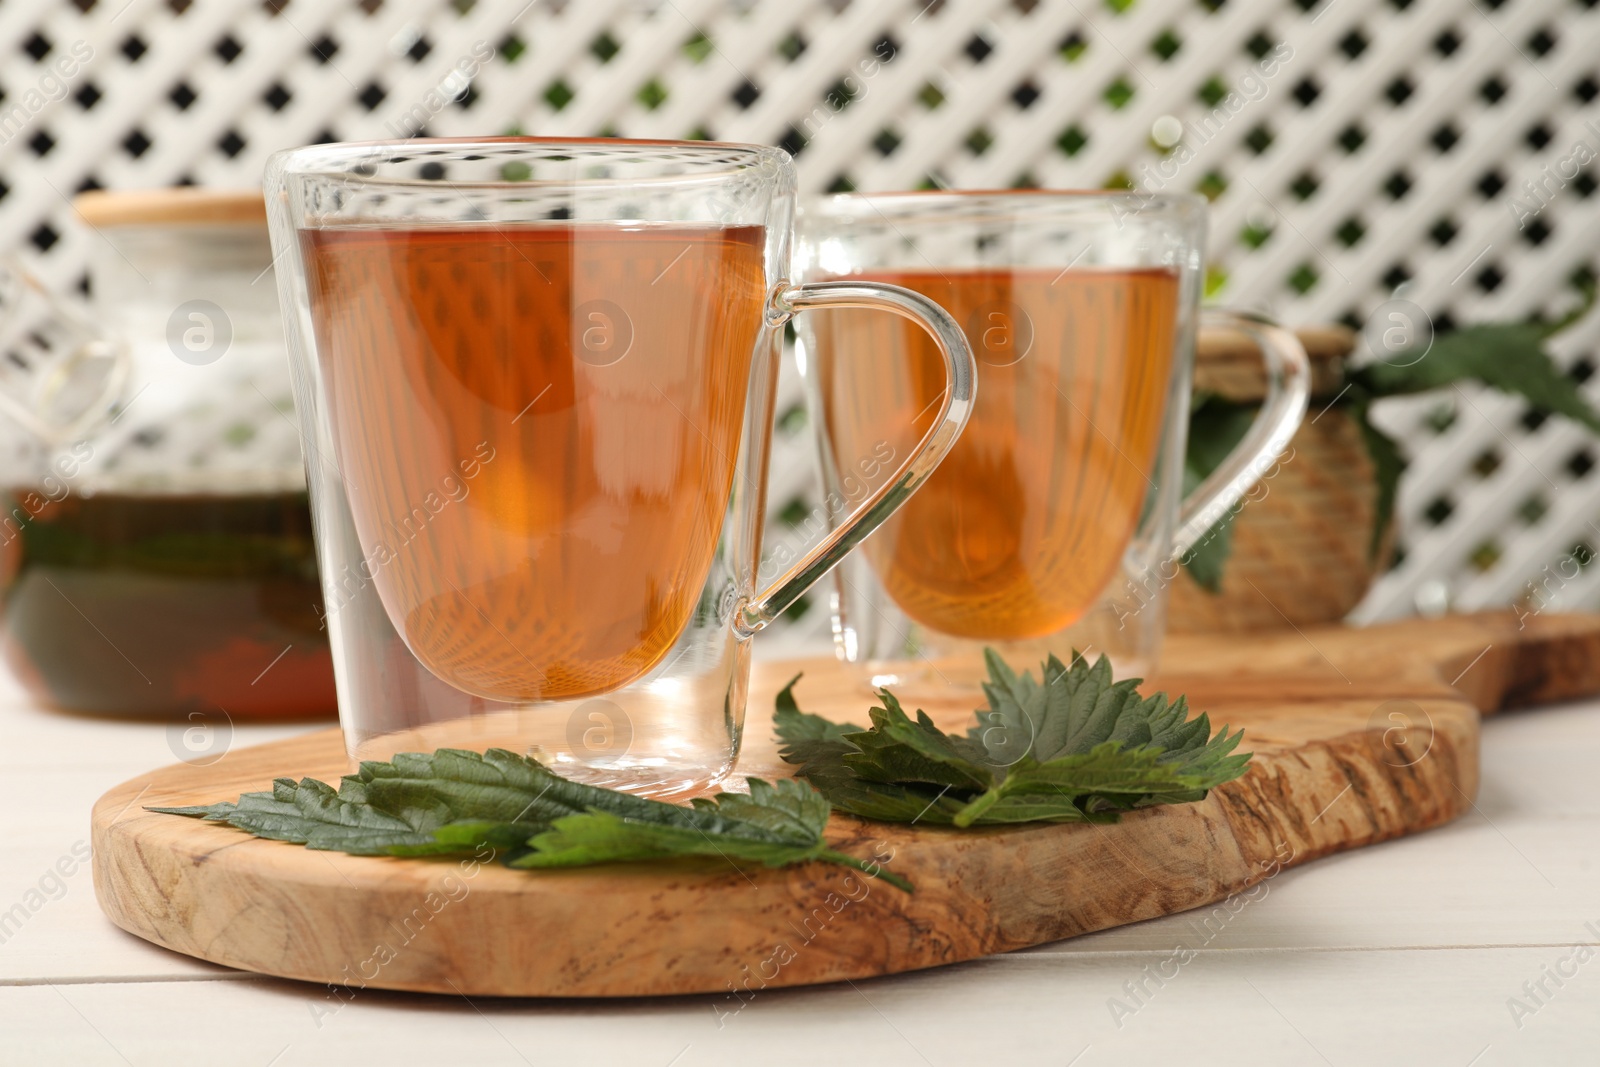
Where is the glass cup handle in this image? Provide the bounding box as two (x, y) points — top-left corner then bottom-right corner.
(735, 280), (978, 636)
(1171, 308), (1312, 558)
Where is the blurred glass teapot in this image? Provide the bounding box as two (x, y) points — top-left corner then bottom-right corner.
(0, 190), (335, 720)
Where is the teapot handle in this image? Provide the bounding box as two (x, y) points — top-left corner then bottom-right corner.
(0, 258), (132, 447)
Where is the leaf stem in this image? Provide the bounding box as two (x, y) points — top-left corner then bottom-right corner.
(951, 786), (1005, 828)
(816, 849), (913, 892)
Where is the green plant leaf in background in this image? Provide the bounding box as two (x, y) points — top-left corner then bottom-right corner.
(1344, 288), (1600, 565)
(1350, 310), (1600, 430)
(1180, 394), (1259, 591)
(1351, 323), (1597, 425)
(1345, 392), (1407, 561)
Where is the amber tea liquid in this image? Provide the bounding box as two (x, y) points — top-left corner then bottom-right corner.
(0, 490), (334, 717)
(304, 223), (766, 703)
(813, 267), (1179, 640)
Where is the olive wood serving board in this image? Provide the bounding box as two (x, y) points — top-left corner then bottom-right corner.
(91, 612), (1600, 997)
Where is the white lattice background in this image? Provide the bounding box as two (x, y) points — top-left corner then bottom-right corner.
(2, 0), (1597, 654)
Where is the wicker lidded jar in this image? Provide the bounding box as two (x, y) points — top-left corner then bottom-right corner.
(1167, 324), (1395, 633)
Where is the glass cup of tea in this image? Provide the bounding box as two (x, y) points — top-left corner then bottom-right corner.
(795, 191), (1310, 689)
(263, 139), (976, 796)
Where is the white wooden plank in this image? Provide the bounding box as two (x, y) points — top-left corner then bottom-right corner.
(0, 690), (306, 983)
(3, 945), (1599, 1065)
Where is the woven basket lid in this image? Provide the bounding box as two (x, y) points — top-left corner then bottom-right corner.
(1194, 323), (1354, 401)
(73, 188), (266, 229)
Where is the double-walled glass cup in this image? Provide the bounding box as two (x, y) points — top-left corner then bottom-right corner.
(796, 191), (1309, 688)
(264, 140), (975, 796)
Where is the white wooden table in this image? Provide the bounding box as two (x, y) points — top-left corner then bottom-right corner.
(4, 669), (1599, 1067)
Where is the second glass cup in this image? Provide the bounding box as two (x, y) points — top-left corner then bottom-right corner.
(264, 139), (975, 796)
(796, 191), (1310, 689)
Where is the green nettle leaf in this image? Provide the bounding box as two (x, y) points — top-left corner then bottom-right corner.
(775, 650), (1251, 828)
(151, 748), (910, 892)
(516, 777), (909, 889)
(151, 776), (455, 855)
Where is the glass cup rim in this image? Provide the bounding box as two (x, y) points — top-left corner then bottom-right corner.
(268, 135), (791, 190)
(803, 187), (1208, 224)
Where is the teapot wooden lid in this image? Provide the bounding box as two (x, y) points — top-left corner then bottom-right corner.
(74, 188), (266, 229)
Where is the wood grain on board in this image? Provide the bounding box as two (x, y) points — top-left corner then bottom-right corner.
(91, 611), (1600, 998)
